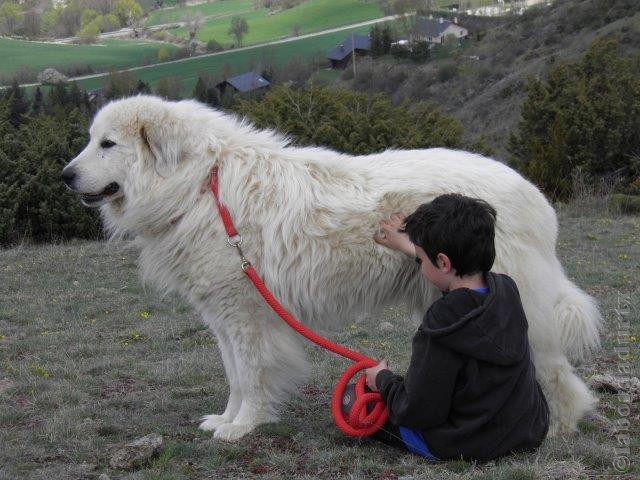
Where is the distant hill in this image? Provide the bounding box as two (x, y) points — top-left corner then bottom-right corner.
(351, 0), (640, 160)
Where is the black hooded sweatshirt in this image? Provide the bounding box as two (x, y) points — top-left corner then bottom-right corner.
(375, 272), (549, 461)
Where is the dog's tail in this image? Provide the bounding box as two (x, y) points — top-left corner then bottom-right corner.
(554, 277), (603, 363)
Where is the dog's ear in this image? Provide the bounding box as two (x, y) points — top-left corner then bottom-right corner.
(138, 121), (182, 178)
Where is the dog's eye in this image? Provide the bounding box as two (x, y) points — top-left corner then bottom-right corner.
(100, 139), (116, 149)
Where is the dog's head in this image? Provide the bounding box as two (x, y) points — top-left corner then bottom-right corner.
(61, 95), (202, 210)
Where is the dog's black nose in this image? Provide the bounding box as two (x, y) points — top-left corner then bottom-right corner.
(61, 167), (76, 187)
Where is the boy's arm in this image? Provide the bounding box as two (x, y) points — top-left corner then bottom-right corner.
(376, 331), (464, 429)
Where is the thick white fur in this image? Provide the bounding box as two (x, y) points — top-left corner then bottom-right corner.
(64, 95), (601, 440)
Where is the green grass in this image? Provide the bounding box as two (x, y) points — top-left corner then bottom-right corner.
(1, 203), (638, 479)
(0, 38), (178, 82)
(145, 0), (255, 26)
(151, 0), (384, 47)
(70, 23), (377, 94)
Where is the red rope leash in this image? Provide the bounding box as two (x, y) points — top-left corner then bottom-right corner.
(210, 167), (389, 437)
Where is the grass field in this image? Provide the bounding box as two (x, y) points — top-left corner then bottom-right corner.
(69, 23), (376, 94)
(147, 0), (384, 46)
(0, 38), (178, 83)
(0, 201), (638, 479)
(145, 0), (255, 26)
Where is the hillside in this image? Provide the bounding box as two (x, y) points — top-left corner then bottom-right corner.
(351, 0), (640, 160)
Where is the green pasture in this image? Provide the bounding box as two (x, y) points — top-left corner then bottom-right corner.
(145, 0), (254, 26)
(0, 38), (177, 82)
(70, 24), (374, 94)
(151, 0), (384, 47)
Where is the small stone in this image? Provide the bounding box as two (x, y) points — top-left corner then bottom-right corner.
(379, 322), (394, 332)
(109, 433), (163, 470)
(73, 280), (80, 286)
(98, 474), (111, 480)
(79, 462), (98, 472)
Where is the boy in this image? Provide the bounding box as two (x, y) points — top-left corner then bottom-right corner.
(360, 193), (549, 462)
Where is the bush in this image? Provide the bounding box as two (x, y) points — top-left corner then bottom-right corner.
(158, 47), (170, 62)
(235, 86), (464, 155)
(436, 62), (458, 83)
(0, 102), (101, 245)
(206, 38), (223, 52)
(509, 38), (640, 199)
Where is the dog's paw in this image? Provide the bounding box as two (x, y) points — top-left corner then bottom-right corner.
(198, 414), (230, 432)
(212, 422), (255, 441)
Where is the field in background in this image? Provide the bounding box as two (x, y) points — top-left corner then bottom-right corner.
(168, 0), (384, 46)
(0, 38), (177, 82)
(0, 204), (638, 479)
(145, 0), (255, 27)
(70, 23), (375, 93)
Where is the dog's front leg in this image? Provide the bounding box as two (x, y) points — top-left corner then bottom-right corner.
(207, 305), (309, 441)
(199, 329), (242, 432)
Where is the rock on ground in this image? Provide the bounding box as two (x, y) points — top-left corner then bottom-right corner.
(109, 433), (163, 470)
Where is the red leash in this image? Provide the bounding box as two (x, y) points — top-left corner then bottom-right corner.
(210, 167), (389, 437)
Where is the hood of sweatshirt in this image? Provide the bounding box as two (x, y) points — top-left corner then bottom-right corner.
(421, 272), (529, 366)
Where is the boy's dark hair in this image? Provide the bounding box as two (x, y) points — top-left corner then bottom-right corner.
(402, 193), (497, 277)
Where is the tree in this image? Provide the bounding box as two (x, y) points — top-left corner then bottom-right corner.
(3, 80), (30, 128)
(57, 1), (84, 36)
(509, 37), (640, 199)
(158, 47), (170, 62)
(391, 0), (420, 39)
(193, 74), (220, 107)
(228, 16), (249, 47)
(103, 70), (140, 100)
(155, 76), (183, 100)
(22, 9), (42, 37)
(114, 0), (143, 27)
(136, 79), (151, 94)
(78, 21), (100, 42)
(184, 11), (204, 41)
(32, 87), (44, 115)
(0, 2), (23, 35)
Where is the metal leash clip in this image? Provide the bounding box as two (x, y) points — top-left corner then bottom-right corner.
(227, 234), (252, 271)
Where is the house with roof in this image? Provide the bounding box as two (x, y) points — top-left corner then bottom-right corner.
(412, 16), (468, 44)
(326, 34), (371, 69)
(215, 71), (270, 96)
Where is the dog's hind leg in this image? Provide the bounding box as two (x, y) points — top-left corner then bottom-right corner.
(199, 329), (242, 432)
(211, 304), (310, 441)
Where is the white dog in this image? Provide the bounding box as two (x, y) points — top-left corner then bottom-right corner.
(62, 95), (601, 441)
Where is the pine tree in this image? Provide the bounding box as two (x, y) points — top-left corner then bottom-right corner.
(370, 25), (383, 56)
(32, 87), (44, 115)
(4, 80), (29, 128)
(381, 25), (394, 54)
(136, 79), (151, 94)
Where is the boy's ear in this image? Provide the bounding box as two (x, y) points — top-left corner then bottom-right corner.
(437, 253), (453, 272)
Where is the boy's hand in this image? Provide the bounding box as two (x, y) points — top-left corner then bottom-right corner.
(374, 212), (416, 258)
(364, 359), (389, 392)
